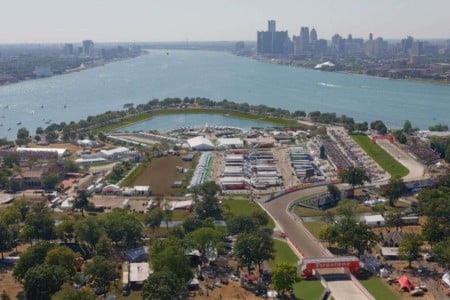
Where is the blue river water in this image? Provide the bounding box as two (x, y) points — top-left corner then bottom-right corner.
(118, 113), (273, 132)
(0, 49), (449, 139)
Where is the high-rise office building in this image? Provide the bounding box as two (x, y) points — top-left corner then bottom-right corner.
(300, 27), (310, 49)
(82, 40), (95, 57)
(268, 20), (276, 32)
(401, 36), (414, 54)
(310, 28), (318, 44)
(62, 43), (74, 55)
(257, 20), (290, 55)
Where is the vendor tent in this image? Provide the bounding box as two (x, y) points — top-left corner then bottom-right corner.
(398, 276), (414, 291)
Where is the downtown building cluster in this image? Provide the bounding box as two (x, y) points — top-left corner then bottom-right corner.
(256, 20), (450, 61)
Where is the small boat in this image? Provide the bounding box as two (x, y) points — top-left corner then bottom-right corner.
(41, 105), (44, 108)
(166, 52), (169, 55)
(8, 128), (11, 131)
(64, 105), (67, 108)
(16, 122), (22, 125)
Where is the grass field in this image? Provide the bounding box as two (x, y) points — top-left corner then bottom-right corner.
(270, 240), (325, 300)
(92, 108), (308, 133)
(302, 221), (327, 239)
(358, 274), (398, 300)
(222, 199), (275, 229)
(351, 134), (409, 178)
(131, 156), (193, 196)
(293, 202), (372, 218)
(119, 163), (147, 187)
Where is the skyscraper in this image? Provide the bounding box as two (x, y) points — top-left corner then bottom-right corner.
(310, 28), (318, 44)
(300, 27), (310, 50)
(268, 20), (276, 32)
(62, 43), (74, 55)
(82, 40), (94, 57)
(257, 20), (290, 55)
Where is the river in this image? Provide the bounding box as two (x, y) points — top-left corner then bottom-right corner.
(0, 49), (449, 139)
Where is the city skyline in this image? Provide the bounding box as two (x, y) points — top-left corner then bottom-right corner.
(1, 0), (450, 43)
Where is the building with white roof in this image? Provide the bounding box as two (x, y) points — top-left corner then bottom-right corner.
(16, 147), (69, 159)
(187, 136), (214, 151)
(100, 146), (130, 159)
(362, 214), (385, 227)
(217, 138), (244, 149)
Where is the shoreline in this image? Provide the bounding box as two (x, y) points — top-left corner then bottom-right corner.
(239, 54), (450, 87)
(0, 53), (147, 88)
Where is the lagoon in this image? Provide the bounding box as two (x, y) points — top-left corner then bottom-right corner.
(118, 113), (274, 132)
(0, 49), (449, 139)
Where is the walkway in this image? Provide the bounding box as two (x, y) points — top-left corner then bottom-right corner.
(257, 186), (375, 300)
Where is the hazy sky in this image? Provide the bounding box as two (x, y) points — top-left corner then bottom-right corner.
(1, 0), (449, 43)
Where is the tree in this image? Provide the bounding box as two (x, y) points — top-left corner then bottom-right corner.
(73, 189), (91, 216)
(399, 233), (423, 268)
(36, 127), (44, 135)
(385, 211), (404, 231)
(349, 223), (379, 256)
(42, 173), (59, 190)
(327, 184), (341, 202)
(45, 130), (59, 143)
(370, 120), (388, 135)
(251, 210), (269, 227)
(385, 177), (407, 206)
(13, 242), (54, 279)
(393, 130), (407, 144)
(45, 246), (78, 277)
(339, 167), (371, 195)
(431, 238), (450, 267)
(199, 181), (220, 196)
(52, 284), (95, 300)
(95, 235), (113, 257)
(195, 194), (222, 220)
(185, 227), (224, 257)
(84, 256), (116, 289)
(74, 216), (103, 249)
(161, 202), (173, 229)
(226, 215), (258, 235)
(23, 202), (55, 241)
(150, 238), (192, 284)
(272, 263), (300, 296)
(182, 216), (204, 233)
(0, 221), (13, 259)
(23, 264), (68, 300)
(54, 219), (75, 241)
(63, 160), (80, 173)
(234, 231), (274, 272)
(16, 127), (30, 145)
(13, 199), (29, 221)
(403, 120), (413, 134)
(100, 210), (143, 248)
(145, 207), (163, 231)
(142, 271), (183, 300)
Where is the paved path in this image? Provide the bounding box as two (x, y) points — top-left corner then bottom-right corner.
(377, 140), (426, 181)
(257, 187), (375, 300)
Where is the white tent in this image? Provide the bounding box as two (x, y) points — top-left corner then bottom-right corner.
(187, 136), (214, 151)
(362, 214), (385, 227)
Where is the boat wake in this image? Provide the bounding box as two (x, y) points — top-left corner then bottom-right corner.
(318, 82), (341, 88)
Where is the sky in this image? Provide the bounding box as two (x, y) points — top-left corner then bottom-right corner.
(1, 0), (449, 43)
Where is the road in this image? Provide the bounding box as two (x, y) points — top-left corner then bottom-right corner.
(377, 140), (426, 181)
(257, 187), (375, 300)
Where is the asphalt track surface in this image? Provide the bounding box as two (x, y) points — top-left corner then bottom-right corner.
(258, 186), (375, 300)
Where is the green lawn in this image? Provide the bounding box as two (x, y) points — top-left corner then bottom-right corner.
(293, 202), (372, 218)
(270, 240), (325, 300)
(351, 134), (409, 178)
(222, 199), (275, 229)
(119, 163), (147, 187)
(358, 275), (399, 300)
(302, 221), (327, 239)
